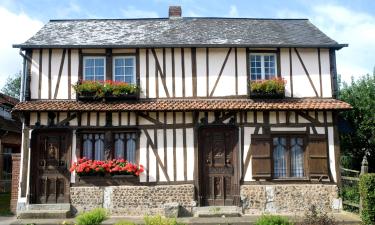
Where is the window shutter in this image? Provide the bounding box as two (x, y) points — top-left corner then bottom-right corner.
(308, 135), (330, 180)
(251, 135), (272, 180)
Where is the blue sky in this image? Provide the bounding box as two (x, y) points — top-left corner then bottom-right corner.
(0, 0), (374, 89)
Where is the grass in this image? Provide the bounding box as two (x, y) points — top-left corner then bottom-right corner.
(0, 192), (13, 216)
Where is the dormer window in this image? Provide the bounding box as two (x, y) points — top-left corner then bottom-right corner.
(113, 56), (136, 84)
(250, 53), (277, 80)
(83, 56), (105, 81)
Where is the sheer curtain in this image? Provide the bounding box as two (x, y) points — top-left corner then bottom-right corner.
(114, 133), (125, 159)
(83, 134), (93, 159)
(273, 137), (286, 178)
(94, 134), (105, 160)
(291, 137), (304, 177)
(126, 133), (136, 163)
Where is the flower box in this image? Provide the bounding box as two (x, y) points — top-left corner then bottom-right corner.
(73, 80), (139, 102)
(70, 158), (144, 186)
(76, 174), (139, 186)
(249, 92), (285, 99)
(249, 78), (286, 99)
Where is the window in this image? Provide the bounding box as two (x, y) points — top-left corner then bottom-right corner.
(250, 53), (277, 80)
(113, 56), (136, 83)
(83, 57), (105, 81)
(273, 136), (304, 178)
(114, 133), (137, 162)
(81, 132), (138, 162)
(82, 133), (105, 160)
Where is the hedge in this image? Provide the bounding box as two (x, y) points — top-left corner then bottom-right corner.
(359, 173), (375, 225)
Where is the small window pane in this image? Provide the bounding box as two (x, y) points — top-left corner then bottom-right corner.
(115, 58), (124, 67)
(95, 58), (104, 67)
(125, 76), (133, 83)
(114, 134), (125, 159)
(125, 58), (134, 67)
(94, 134), (104, 160)
(86, 59), (94, 67)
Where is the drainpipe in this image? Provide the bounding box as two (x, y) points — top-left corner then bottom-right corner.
(18, 49), (31, 102)
(19, 49), (26, 102)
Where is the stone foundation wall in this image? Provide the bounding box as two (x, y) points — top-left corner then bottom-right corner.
(240, 184), (339, 214)
(70, 184), (195, 216)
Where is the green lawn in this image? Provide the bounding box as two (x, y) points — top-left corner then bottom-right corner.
(0, 192), (13, 216)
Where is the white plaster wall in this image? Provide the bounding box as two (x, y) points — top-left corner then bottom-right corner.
(196, 48), (207, 97)
(328, 126), (337, 182)
(30, 50), (40, 99)
(237, 48), (248, 95)
(186, 128), (194, 180)
(243, 127), (255, 181)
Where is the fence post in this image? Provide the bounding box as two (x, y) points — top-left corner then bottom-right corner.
(359, 155), (368, 214)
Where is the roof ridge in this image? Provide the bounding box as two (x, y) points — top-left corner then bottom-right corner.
(49, 17), (309, 22)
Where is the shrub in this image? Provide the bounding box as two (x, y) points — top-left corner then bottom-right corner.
(359, 173), (375, 225)
(144, 215), (184, 225)
(73, 80), (138, 98)
(114, 221), (136, 225)
(75, 208), (108, 225)
(301, 205), (336, 225)
(255, 214), (293, 225)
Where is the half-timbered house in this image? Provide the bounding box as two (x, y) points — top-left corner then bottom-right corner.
(12, 6), (351, 217)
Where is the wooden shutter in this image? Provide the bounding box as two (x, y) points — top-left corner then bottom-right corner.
(308, 134), (329, 180)
(251, 135), (272, 180)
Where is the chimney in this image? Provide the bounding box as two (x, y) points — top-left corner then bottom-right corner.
(169, 6), (182, 18)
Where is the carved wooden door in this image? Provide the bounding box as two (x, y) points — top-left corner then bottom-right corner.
(31, 130), (71, 204)
(199, 126), (239, 206)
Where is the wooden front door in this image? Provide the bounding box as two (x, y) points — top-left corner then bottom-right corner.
(199, 126), (239, 206)
(30, 130), (71, 204)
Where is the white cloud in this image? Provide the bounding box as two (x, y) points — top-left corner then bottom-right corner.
(121, 6), (158, 18)
(277, 4), (375, 83)
(57, 1), (81, 17)
(228, 5), (239, 17)
(0, 7), (43, 89)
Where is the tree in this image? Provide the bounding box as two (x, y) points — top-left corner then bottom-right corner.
(339, 71), (375, 171)
(1, 72), (21, 99)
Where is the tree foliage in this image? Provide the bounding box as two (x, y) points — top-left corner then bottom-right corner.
(1, 72), (21, 99)
(339, 71), (375, 171)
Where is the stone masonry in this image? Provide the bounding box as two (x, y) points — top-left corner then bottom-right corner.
(240, 184), (339, 214)
(70, 184), (195, 216)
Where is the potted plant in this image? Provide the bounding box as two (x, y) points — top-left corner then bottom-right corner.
(249, 78), (286, 98)
(70, 158), (144, 186)
(105, 81), (139, 100)
(73, 80), (105, 100)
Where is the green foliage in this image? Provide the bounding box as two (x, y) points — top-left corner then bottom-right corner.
(301, 205), (336, 225)
(1, 72), (21, 99)
(72, 80), (138, 98)
(0, 192), (12, 216)
(75, 208), (108, 225)
(339, 73), (375, 171)
(359, 173), (375, 225)
(250, 78), (286, 95)
(144, 215), (184, 225)
(254, 214), (293, 225)
(114, 221), (136, 225)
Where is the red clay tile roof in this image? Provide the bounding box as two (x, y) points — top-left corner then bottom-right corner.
(0, 93), (19, 106)
(12, 98), (352, 112)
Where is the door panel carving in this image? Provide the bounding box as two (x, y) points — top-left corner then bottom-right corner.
(199, 126), (239, 206)
(31, 130), (71, 204)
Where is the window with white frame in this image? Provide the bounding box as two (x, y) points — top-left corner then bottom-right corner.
(113, 56), (136, 84)
(250, 53), (277, 80)
(83, 57), (105, 81)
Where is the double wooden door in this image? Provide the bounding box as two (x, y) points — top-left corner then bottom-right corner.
(199, 126), (239, 206)
(30, 130), (71, 204)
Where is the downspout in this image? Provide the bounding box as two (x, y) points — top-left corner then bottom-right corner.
(19, 49), (27, 102)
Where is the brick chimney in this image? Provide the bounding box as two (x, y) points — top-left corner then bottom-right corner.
(169, 6), (182, 18)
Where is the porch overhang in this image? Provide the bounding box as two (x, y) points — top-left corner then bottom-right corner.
(12, 98), (352, 112)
